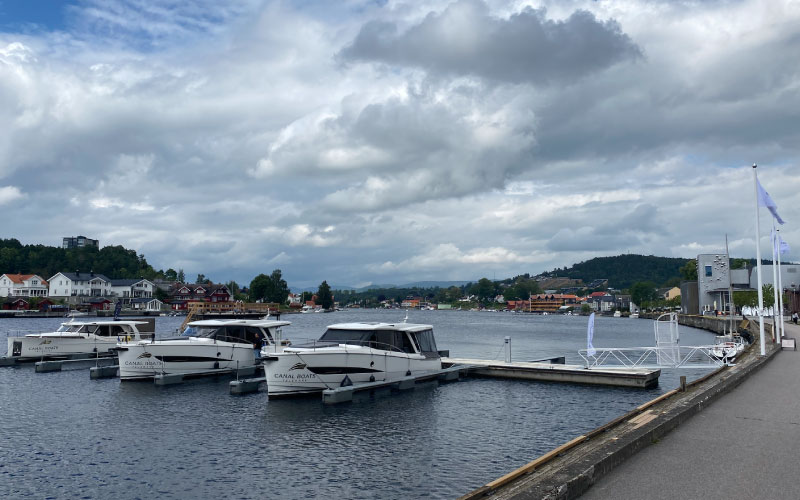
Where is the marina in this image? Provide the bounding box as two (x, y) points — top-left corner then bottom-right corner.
(0, 310), (719, 499)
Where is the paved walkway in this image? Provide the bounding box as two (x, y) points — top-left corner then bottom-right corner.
(582, 321), (800, 500)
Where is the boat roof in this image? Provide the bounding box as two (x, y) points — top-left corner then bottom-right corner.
(186, 319), (291, 328)
(326, 322), (433, 333)
(60, 320), (149, 326)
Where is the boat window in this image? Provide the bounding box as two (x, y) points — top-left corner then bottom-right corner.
(414, 330), (438, 353)
(399, 332), (416, 353)
(95, 325), (111, 337)
(375, 331), (396, 351)
(190, 327), (222, 339)
(110, 325), (129, 336)
(245, 327), (266, 345)
(219, 326), (247, 344)
(83, 325), (98, 334)
(319, 329), (371, 344)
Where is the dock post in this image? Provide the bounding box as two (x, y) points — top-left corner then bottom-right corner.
(504, 336), (512, 363)
(680, 375), (687, 392)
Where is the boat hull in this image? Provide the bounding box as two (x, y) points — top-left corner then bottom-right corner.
(117, 339), (257, 380)
(6, 335), (119, 360)
(264, 347), (441, 397)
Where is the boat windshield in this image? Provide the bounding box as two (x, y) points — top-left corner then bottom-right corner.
(182, 326), (218, 338)
(183, 325), (268, 346)
(57, 324), (83, 333)
(318, 329), (416, 353)
(412, 329), (438, 354)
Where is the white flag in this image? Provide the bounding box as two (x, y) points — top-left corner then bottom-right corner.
(780, 235), (790, 255)
(587, 312), (596, 357)
(757, 178), (786, 225)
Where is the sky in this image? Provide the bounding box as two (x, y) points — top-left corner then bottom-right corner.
(0, 0), (798, 289)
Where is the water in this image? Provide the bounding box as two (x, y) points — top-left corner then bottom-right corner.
(0, 310), (717, 499)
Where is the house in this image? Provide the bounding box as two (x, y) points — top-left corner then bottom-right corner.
(401, 297), (421, 309)
(110, 278), (155, 302)
(129, 297), (164, 312)
(48, 271), (113, 298)
(590, 295), (617, 313)
(62, 235), (99, 249)
(3, 297), (29, 310)
(0, 274), (49, 297)
(168, 283), (232, 310)
(84, 297), (112, 311)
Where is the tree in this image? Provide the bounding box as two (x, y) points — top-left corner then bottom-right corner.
(471, 278), (496, 304)
(249, 269), (289, 304)
(154, 287), (169, 301)
(731, 258), (748, 270)
(177, 269), (185, 282)
(630, 281), (658, 309)
(317, 281), (333, 310)
(679, 260), (698, 281)
(164, 268), (178, 281)
(195, 274), (211, 284)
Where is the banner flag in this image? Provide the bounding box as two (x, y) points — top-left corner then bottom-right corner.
(757, 178), (786, 224)
(587, 312), (596, 357)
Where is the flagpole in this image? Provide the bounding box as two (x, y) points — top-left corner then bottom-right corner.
(753, 165), (766, 355)
(777, 229), (785, 340)
(771, 221), (780, 342)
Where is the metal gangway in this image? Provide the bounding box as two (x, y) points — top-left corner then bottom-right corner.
(578, 313), (729, 369)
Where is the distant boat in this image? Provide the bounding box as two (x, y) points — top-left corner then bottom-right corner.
(613, 311), (621, 318)
(630, 312), (639, 319)
(7, 320), (150, 360)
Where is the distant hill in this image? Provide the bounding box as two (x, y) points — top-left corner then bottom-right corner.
(543, 255), (690, 289)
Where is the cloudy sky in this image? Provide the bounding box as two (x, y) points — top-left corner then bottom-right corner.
(1, 0), (798, 289)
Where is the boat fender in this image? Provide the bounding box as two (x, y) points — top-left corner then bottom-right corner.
(340, 375), (353, 387)
(405, 370), (411, 376)
(369, 375), (375, 382)
(214, 361), (219, 369)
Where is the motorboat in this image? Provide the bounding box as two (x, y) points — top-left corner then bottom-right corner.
(6, 320), (153, 360)
(115, 318), (290, 380)
(630, 312), (639, 319)
(613, 311), (622, 318)
(709, 335), (745, 361)
(262, 321), (443, 397)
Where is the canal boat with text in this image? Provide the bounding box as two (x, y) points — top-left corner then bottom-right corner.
(6, 320), (152, 360)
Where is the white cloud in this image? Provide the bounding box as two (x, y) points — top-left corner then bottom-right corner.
(0, 186), (25, 205)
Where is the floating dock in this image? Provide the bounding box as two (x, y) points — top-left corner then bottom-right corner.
(443, 357), (660, 389)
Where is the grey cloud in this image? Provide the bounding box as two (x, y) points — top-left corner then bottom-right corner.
(338, 0), (641, 84)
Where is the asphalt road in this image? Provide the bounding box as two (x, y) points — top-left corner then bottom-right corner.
(581, 320), (800, 500)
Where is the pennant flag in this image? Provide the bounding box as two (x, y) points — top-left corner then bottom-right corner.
(757, 178), (786, 224)
(587, 312), (596, 357)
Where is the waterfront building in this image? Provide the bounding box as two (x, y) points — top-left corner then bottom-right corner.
(747, 264), (800, 290)
(2, 297), (29, 310)
(167, 283), (232, 309)
(110, 278), (155, 302)
(47, 271), (113, 299)
(0, 274), (49, 297)
(62, 235), (99, 249)
(129, 297), (163, 312)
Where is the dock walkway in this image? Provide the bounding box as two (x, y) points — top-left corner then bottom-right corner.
(580, 320), (800, 500)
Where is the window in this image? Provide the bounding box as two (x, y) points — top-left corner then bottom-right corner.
(705, 265), (712, 277)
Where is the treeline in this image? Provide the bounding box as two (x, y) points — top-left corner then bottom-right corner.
(0, 239), (165, 280)
(544, 254), (690, 289)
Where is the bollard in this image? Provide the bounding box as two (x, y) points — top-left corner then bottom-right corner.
(680, 375), (687, 392)
(504, 336), (512, 363)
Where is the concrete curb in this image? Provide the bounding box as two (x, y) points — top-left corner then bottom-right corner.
(470, 341), (781, 500)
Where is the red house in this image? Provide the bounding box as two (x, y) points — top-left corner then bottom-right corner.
(3, 298), (29, 310)
(168, 283), (232, 310)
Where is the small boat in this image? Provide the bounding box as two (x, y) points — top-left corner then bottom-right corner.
(262, 321), (443, 397)
(709, 335), (745, 361)
(116, 318), (290, 380)
(6, 320), (152, 360)
(630, 312), (639, 319)
(613, 311), (622, 318)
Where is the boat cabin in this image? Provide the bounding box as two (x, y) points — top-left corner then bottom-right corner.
(182, 320), (290, 347)
(53, 321), (144, 338)
(318, 323), (439, 357)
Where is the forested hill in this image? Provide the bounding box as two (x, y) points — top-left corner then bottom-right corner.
(545, 255), (691, 289)
(0, 239), (164, 280)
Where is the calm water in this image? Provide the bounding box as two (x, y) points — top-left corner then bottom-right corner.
(0, 310), (716, 499)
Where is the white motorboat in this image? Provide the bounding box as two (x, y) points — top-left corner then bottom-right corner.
(262, 321), (443, 397)
(630, 312), (639, 319)
(709, 335), (745, 361)
(6, 320), (152, 360)
(613, 311), (622, 318)
(116, 318), (290, 380)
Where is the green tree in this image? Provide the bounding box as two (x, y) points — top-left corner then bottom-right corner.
(317, 281), (333, 310)
(630, 281), (658, 309)
(164, 268), (178, 281)
(249, 269), (289, 304)
(679, 260), (698, 281)
(154, 287), (169, 302)
(177, 269), (185, 282)
(731, 258), (748, 270)
(471, 278), (496, 304)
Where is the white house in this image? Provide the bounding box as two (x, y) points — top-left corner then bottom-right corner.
(110, 278), (155, 301)
(0, 274), (49, 297)
(129, 297), (163, 312)
(48, 271), (112, 298)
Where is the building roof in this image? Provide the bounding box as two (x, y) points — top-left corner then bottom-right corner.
(130, 297), (161, 304)
(110, 278), (152, 287)
(1, 274), (48, 286)
(51, 271), (112, 283)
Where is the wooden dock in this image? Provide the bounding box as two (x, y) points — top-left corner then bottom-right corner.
(443, 357), (660, 389)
